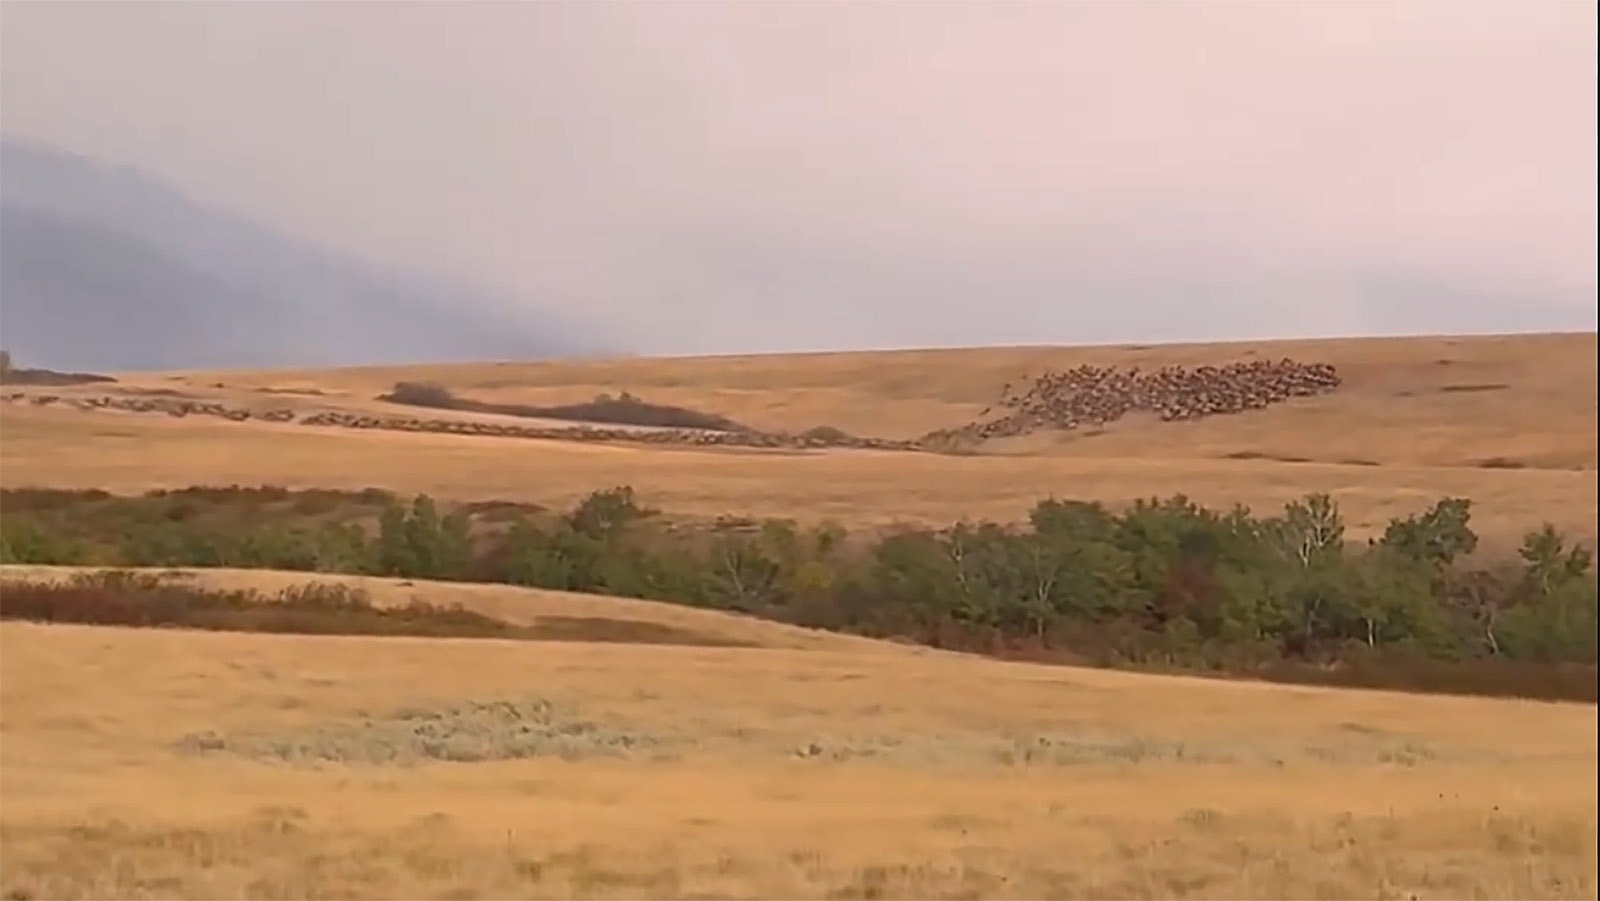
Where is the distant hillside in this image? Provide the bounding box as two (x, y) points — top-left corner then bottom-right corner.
(0, 139), (608, 371)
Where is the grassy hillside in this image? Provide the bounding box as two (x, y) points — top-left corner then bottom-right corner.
(4, 333), (1595, 548)
(0, 565), (885, 655)
(4, 402), (1594, 548)
(3, 334), (1597, 899)
(2, 567), (1594, 899)
(170, 332), (1598, 468)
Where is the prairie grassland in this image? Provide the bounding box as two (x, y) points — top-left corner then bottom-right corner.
(1, 334), (1596, 898)
(4, 333), (1595, 546)
(1, 402), (1595, 548)
(2, 569), (1596, 900)
(148, 332), (1598, 467)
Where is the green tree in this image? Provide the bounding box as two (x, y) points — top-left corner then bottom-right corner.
(871, 528), (977, 631)
(499, 519), (577, 589)
(1497, 526), (1599, 662)
(1267, 493), (1345, 568)
(707, 531), (783, 612)
(1517, 525), (1593, 596)
(1335, 546), (1452, 654)
(721, 519), (846, 611)
(0, 518), (80, 564)
(568, 486), (644, 541)
(1213, 565), (1288, 648)
(313, 522), (372, 574)
(374, 495), (471, 579)
(1378, 498), (1478, 571)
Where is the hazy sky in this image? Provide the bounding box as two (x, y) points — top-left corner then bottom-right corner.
(3, 1), (1596, 354)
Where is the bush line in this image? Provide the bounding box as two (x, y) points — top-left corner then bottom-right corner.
(1, 485), (1594, 702)
(379, 381), (751, 433)
(0, 571), (518, 640)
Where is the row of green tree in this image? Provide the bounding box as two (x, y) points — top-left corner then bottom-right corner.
(2, 486), (1595, 673)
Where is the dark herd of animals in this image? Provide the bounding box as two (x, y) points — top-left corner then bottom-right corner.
(928, 358), (1343, 443)
(1, 391), (920, 451)
(2, 358), (1342, 454)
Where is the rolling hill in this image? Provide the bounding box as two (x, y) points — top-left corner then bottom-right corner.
(2, 332), (1594, 547)
(2, 332), (1596, 898)
(1, 564), (1594, 898)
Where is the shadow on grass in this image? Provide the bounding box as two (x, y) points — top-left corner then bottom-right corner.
(0, 571), (753, 648)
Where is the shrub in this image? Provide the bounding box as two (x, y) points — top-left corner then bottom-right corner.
(3, 485), (1595, 702)
(377, 381), (751, 432)
(0, 571), (516, 640)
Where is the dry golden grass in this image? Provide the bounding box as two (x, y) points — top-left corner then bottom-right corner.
(153, 331), (1597, 467)
(4, 333), (1594, 548)
(2, 335), (1596, 897)
(2, 568), (1596, 899)
(2, 398), (1593, 547)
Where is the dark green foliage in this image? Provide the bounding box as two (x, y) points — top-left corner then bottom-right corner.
(0, 355), (116, 385)
(1496, 527), (1600, 663)
(567, 486), (645, 541)
(1378, 497), (1479, 570)
(2, 484), (1595, 701)
(0, 486), (400, 570)
(374, 496), (472, 580)
(1, 517), (83, 565)
(380, 381), (750, 432)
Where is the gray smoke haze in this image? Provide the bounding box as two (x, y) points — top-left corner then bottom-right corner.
(3, 1), (1595, 355)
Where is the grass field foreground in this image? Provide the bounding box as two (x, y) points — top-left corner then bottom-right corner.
(1, 567), (1596, 899)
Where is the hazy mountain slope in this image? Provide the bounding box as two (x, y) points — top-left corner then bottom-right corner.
(0, 139), (607, 371)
